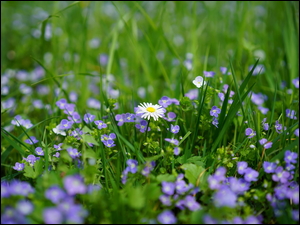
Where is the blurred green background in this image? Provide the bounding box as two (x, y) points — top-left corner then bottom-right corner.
(1, 1), (299, 103)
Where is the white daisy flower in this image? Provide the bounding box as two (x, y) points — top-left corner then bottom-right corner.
(192, 76), (207, 88)
(136, 102), (165, 121)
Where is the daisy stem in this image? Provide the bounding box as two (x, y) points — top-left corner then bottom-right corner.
(145, 119), (151, 157)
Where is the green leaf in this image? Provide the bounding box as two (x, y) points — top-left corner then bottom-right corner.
(127, 186), (145, 210)
(82, 126), (93, 134)
(156, 174), (176, 183)
(24, 165), (35, 179)
(181, 163), (205, 185)
(84, 148), (97, 159)
(24, 160), (44, 179)
(82, 134), (99, 146)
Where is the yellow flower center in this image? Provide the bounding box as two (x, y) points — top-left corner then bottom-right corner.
(146, 107), (156, 112)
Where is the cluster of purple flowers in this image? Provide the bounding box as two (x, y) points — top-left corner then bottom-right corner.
(203, 214), (263, 224)
(121, 159), (139, 184)
(24, 136), (39, 145)
(135, 120), (150, 133)
(42, 174), (98, 224)
(1, 180), (35, 224)
(101, 133), (116, 147)
(158, 96), (180, 108)
(157, 174), (200, 223)
(210, 106), (221, 128)
(208, 165), (257, 208)
(263, 150), (298, 220)
(11, 115), (33, 129)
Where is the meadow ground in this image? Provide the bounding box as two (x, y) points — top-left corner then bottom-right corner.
(1, 1), (299, 224)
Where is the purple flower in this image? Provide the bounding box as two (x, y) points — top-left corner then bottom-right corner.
(56, 98), (68, 109)
(220, 67), (231, 75)
(292, 210), (299, 221)
(87, 97), (101, 109)
(165, 138), (179, 146)
(24, 154), (39, 166)
(292, 77), (299, 89)
(59, 119), (73, 130)
(244, 215), (261, 224)
(249, 64), (265, 75)
(124, 113), (135, 122)
(245, 128), (256, 138)
(185, 89), (198, 100)
(210, 106), (221, 117)
(208, 175), (222, 190)
(275, 120), (282, 133)
(294, 128), (299, 137)
(161, 181), (175, 196)
(10, 180), (34, 196)
(259, 138), (267, 145)
(12, 162), (25, 171)
(45, 185), (67, 204)
(65, 204), (88, 224)
(99, 53), (108, 66)
(284, 150), (298, 164)
(94, 120), (107, 129)
(175, 180), (190, 195)
(141, 161), (155, 177)
(159, 195), (172, 206)
(258, 106), (269, 115)
(203, 215), (218, 224)
(68, 112), (82, 123)
(24, 136), (39, 145)
(169, 98), (180, 105)
(115, 114), (125, 126)
(164, 112), (177, 122)
(87, 184), (101, 194)
(54, 143), (63, 150)
(101, 133), (116, 142)
(286, 109), (297, 120)
(263, 161), (277, 173)
(35, 147), (44, 156)
(157, 210), (177, 224)
(212, 117), (219, 128)
(213, 185), (237, 208)
(16, 200), (34, 215)
(103, 139), (116, 148)
(126, 159), (138, 173)
(63, 103), (76, 115)
(135, 120), (150, 133)
(286, 185), (299, 204)
(184, 195), (201, 211)
(263, 142), (273, 149)
(170, 124), (180, 134)
(237, 161), (248, 175)
(251, 92), (267, 105)
(274, 185), (289, 200)
(174, 147), (180, 155)
(228, 177), (250, 195)
(83, 113), (95, 124)
(262, 118), (269, 131)
(63, 174), (87, 195)
(285, 163), (295, 172)
(67, 147), (81, 159)
(244, 168), (259, 182)
(218, 92), (225, 101)
(272, 166), (290, 183)
(159, 96), (172, 108)
(43, 207), (64, 224)
(214, 167), (227, 181)
(203, 71), (216, 78)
